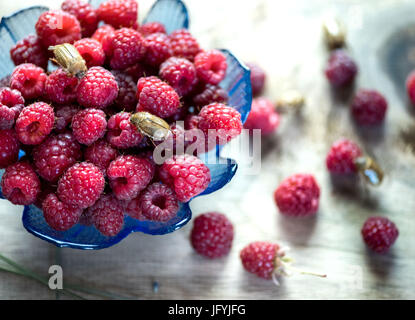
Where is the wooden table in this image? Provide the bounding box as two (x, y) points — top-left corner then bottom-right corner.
(0, 0), (415, 299)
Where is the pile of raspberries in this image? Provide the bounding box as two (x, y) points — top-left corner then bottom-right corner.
(0, 0), (243, 237)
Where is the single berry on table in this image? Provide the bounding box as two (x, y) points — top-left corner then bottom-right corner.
(326, 138), (362, 174)
(350, 89), (387, 126)
(324, 49), (358, 87)
(361, 216), (399, 254)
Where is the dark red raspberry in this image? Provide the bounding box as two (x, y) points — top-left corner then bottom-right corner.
(325, 49), (358, 87)
(192, 84), (228, 107)
(106, 112), (143, 149)
(54, 104), (80, 132)
(107, 155), (154, 201)
(194, 50), (227, 85)
(0, 129), (20, 168)
(326, 139), (362, 174)
(144, 32), (172, 67)
(45, 69), (79, 104)
(159, 57), (197, 96)
(10, 34), (48, 70)
(190, 212), (234, 258)
(42, 193), (83, 231)
(246, 62), (266, 96)
(274, 173), (320, 217)
(0, 87), (24, 129)
(351, 89), (387, 126)
(15, 102), (54, 145)
(97, 0), (138, 29)
(0, 75), (11, 88)
(1, 161), (40, 205)
(92, 24), (115, 57)
(109, 28), (145, 70)
(61, 0), (98, 37)
(136, 76), (180, 118)
(71, 108), (107, 145)
(77, 67), (118, 109)
(125, 62), (157, 82)
(139, 183), (179, 222)
(111, 70), (137, 112)
(361, 216), (399, 254)
(57, 162), (105, 209)
(35, 10), (81, 47)
(10, 63), (47, 100)
(0, 105), (16, 130)
(406, 70), (415, 106)
(184, 114), (201, 130)
(32, 132), (82, 182)
(78, 209), (95, 226)
(124, 195), (146, 220)
(73, 38), (105, 68)
(34, 182), (56, 209)
(84, 139), (118, 175)
(139, 22), (166, 37)
(169, 29), (200, 61)
(159, 155), (211, 202)
(243, 97), (280, 136)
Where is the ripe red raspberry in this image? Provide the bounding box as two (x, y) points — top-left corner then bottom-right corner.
(87, 194), (125, 236)
(92, 24), (115, 57)
(351, 89), (387, 126)
(192, 84), (228, 107)
(169, 29), (200, 61)
(97, 0), (138, 29)
(159, 155), (211, 202)
(57, 162), (105, 209)
(45, 69), (79, 104)
(77, 67), (118, 109)
(159, 57), (197, 96)
(406, 70), (415, 106)
(35, 10), (81, 47)
(361, 216), (399, 254)
(106, 112), (143, 149)
(326, 139), (362, 174)
(124, 195), (146, 220)
(71, 108), (107, 145)
(190, 212), (234, 258)
(54, 104), (80, 132)
(42, 193), (83, 231)
(139, 183), (179, 222)
(274, 174), (320, 217)
(136, 76), (180, 118)
(0, 129), (20, 168)
(194, 50), (227, 85)
(10, 34), (48, 70)
(246, 62), (266, 96)
(107, 155), (154, 201)
(139, 22), (166, 37)
(1, 161), (40, 205)
(84, 139), (118, 175)
(0, 87), (24, 130)
(325, 49), (358, 87)
(111, 70), (137, 112)
(109, 28), (146, 70)
(32, 132), (82, 182)
(61, 0), (98, 37)
(144, 33), (172, 67)
(15, 102), (54, 145)
(0, 105), (16, 131)
(73, 38), (105, 68)
(243, 97), (280, 136)
(10, 63), (47, 100)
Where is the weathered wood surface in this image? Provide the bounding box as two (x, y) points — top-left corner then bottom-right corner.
(1, 0), (415, 299)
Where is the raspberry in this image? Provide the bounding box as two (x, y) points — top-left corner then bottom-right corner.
(139, 22), (166, 37)
(190, 212), (234, 258)
(406, 70), (415, 106)
(15, 102), (54, 145)
(194, 50), (227, 85)
(0, 87), (25, 129)
(192, 84), (228, 107)
(109, 28), (145, 70)
(42, 193), (83, 231)
(240, 241), (282, 279)
(144, 33), (172, 67)
(10, 63), (47, 100)
(87, 194), (125, 236)
(34, 182), (56, 209)
(125, 62), (156, 82)
(10, 34), (48, 70)
(111, 70), (137, 112)
(78, 209), (95, 226)
(107, 155), (154, 201)
(0, 75), (11, 88)
(136, 76), (180, 118)
(159, 155), (211, 202)
(124, 196), (146, 220)
(169, 29), (201, 61)
(61, 0), (98, 37)
(77, 67), (118, 109)
(139, 183), (179, 222)
(106, 112), (143, 149)
(54, 104), (80, 132)
(351, 89), (387, 126)
(246, 62), (266, 96)
(184, 114), (201, 130)
(84, 139), (118, 175)
(274, 174), (320, 217)
(45, 69), (79, 104)
(1, 161), (40, 205)
(0, 105), (15, 130)
(0, 129), (20, 168)
(57, 162), (105, 209)
(73, 38), (105, 68)
(326, 139), (362, 174)
(71, 108), (107, 145)
(32, 132), (82, 182)
(159, 57), (197, 97)
(35, 10), (81, 47)
(97, 0), (138, 29)
(92, 24), (115, 57)
(325, 49), (358, 87)
(361, 216), (399, 254)
(243, 97), (280, 136)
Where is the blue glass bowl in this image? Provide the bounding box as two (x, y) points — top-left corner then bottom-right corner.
(0, 0), (252, 249)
